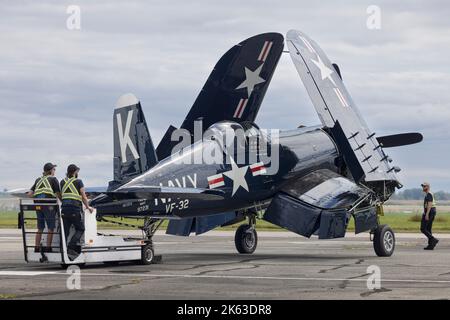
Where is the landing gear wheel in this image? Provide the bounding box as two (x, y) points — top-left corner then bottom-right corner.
(373, 224), (395, 257)
(235, 224), (257, 254)
(140, 243), (155, 265)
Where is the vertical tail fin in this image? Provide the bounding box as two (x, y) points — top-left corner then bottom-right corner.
(109, 93), (158, 190)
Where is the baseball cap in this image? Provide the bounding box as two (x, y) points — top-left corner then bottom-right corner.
(43, 162), (57, 171)
(421, 182), (430, 187)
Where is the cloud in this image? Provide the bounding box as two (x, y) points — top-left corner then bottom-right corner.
(0, 0), (449, 191)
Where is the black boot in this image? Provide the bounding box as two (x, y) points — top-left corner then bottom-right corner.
(430, 238), (439, 249)
(424, 238), (433, 250)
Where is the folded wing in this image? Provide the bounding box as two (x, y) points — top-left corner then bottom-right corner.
(156, 33), (284, 160)
(287, 29), (399, 185)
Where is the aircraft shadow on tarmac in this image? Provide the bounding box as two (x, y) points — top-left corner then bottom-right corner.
(18, 252), (375, 271)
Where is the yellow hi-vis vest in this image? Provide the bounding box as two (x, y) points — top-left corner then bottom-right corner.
(34, 175), (56, 197)
(62, 177), (82, 202)
(427, 192), (437, 208)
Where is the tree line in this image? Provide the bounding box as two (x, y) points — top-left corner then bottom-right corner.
(392, 188), (450, 200)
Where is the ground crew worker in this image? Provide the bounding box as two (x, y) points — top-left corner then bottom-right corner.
(27, 163), (61, 252)
(60, 164), (93, 260)
(421, 182), (439, 250)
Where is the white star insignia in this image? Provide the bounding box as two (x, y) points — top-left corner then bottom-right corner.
(223, 157), (249, 196)
(310, 55), (336, 86)
(235, 64), (266, 97)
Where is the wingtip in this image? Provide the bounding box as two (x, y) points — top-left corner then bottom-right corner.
(286, 29), (306, 39)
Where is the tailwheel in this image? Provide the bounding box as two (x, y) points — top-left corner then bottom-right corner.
(235, 224), (257, 254)
(373, 224), (395, 257)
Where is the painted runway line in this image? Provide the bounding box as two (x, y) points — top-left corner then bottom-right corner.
(0, 271), (59, 276)
(2, 270), (450, 285)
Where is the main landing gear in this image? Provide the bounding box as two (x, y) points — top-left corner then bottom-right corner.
(139, 217), (163, 264)
(232, 214), (396, 257)
(234, 215), (258, 254)
(371, 224), (395, 257)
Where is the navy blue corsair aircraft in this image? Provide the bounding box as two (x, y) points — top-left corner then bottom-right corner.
(90, 30), (422, 260)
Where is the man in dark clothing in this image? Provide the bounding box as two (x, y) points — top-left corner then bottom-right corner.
(28, 162), (61, 252)
(60, 164), (93, 260)
(421, 182), (439, 250)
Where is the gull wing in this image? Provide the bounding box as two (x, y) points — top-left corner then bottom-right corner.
(286, 29), (399, 184)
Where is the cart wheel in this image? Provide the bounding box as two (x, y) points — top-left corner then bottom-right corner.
(373, 224), (395, 257)
(141, 243), (154, 265)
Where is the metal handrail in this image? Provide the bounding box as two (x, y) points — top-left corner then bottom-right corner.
(18, 198), (65, 263)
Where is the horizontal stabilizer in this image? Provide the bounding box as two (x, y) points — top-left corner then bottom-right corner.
(376, 132), (423, 148)
(6, 188), (30, 198)
(8, 186), (107, 199)
(84, 186), (108, 199)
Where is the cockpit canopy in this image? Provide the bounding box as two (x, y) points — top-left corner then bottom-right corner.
(205, 120), (271, 153)
(206, 121), (244, 135)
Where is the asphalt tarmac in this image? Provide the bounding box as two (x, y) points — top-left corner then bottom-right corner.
(0, 229), (449, 300)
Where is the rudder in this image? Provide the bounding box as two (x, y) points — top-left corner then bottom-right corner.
(109, 93), (157, 190)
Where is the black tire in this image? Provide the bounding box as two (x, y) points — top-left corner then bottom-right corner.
(235, 224), (257, 254)
(373, 224), (395, 257)
(140, 243), (155, 265)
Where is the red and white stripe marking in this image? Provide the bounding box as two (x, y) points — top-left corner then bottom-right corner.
(258, 41), (273, 62)
(250, 162), (267, 176)
(207, 173), (225, 189)
(233, 98), (248, 119)
(333, 87), (349, 107)
(299, 35), (316, 53)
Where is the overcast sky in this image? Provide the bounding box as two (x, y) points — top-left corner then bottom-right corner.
(1, 0), (449, 192)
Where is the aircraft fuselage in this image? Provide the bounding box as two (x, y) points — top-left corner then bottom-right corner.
(100, 125), (339, 218)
